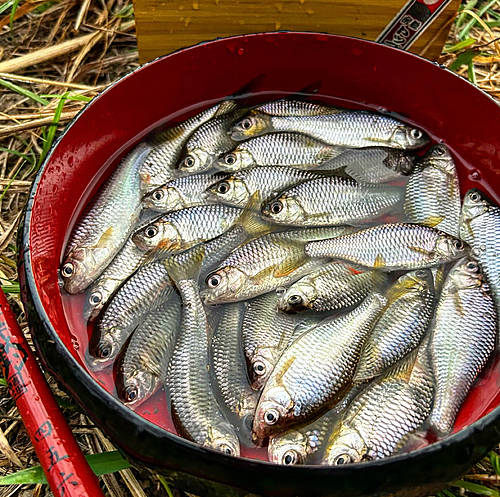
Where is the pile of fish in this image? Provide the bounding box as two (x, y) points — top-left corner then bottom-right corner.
(60, 94), (500, 466)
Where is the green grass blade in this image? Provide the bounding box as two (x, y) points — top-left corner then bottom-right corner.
(0, 0), (15, 16)
(41, 94), (92, 103)
(0, 147), (34, 164)
(1, 283), (20, 294)
(443, 38), (477, 53)
(436, 490), (458, 497)
(0, 451), (131, 485)
(459, 0), (499, 40)
(36, 92), (68, 170)
(456, 0), (478, 27)
(0, 79), (50, 106)
(451, 480), (500, 497)
(449, 49), (476, 72)
(157, 475), (174, 497)
(0, 377), (7, 387)
(9, 0), (20, 30)
(467, 58), (477, 85)
(490, 451), (500, 475)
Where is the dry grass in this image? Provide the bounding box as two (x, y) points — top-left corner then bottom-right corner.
(0, 1), (499, 496)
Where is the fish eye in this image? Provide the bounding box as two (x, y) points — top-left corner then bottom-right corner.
(334, 453), (352, 465)
(144, 226), (158, 238)
(252, 360), (266, 376)
(270, 201), (283, 215)
(434, 145), (446, 155)
(453, 239), (464, 250)
(264, 408), (280, 425)
(466, 261), (479, 272)
(415, 270), (427, 278)
(410, 128), (423, 140)
(89, 291), (102, 305)
(216, 181), (230, 194)
(96, 343), (112, 359)
(469, 191), (481, 202)
(152, 190), (164, 201)
(224, 153), (237, 165)
(125, 385), (138, 402)
(183, 155), (196, 168)
(207, 274), (222, 288)
(288, 294), (303, 306)
(219, 444), (233, 455)
(61, 262), (74, 278)
(282, 450), (299, 465)
(241, 118), (253, 130)
(275, 287), (286, 295)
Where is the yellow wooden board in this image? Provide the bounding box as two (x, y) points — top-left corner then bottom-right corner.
(133, 0), (460, 64)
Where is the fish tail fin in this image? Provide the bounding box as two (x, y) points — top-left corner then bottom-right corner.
(164, 244), (205, 283)
(236, 191), (274, 240)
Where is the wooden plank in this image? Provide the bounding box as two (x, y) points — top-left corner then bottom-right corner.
(133, 0), (460, 63)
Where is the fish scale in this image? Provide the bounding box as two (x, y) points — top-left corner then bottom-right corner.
(253, 294), (387, 441)
(262, 175), (404, 226)
(84, 210), (160, 321)
(429, 258), (497, 436)
(305, 223), (468, 270)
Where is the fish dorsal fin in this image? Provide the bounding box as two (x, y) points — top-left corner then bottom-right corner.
(382, 349), (419, 383)
(213, 100), (239, 118)
(227, 74), (266, 107)
(236, 191), (274, 240)
(420, 215), (445, 228)
(163, 244), (205, 283)
(374, 254), (386, 270)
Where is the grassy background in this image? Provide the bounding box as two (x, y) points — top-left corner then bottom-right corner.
(1, 0), (500, 495)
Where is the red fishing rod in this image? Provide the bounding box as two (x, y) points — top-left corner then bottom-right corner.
(0, 288), (105, 497)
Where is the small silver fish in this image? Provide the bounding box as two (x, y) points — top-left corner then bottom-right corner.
(404, 144), (461, 237)
(354, 269), (436, 382)
(230, 100), (429, 150)
(460, 188), (500, 315)
(268, 410), (340, 465)
(83, 210), (160, 321)
(202, 226), (353, 304)
(429, 257), (497, 437)
(323, 344), (434, 465)
(61, 143), (152, 294)
(215, 132), (342, 171)
(115, 293), (181, 407)
(261, 176), (404, 227)
(241, 291), (299, 390)
(278, 262), (386, 313)
(211, 303), (259, 438)
(167, 247), (241, 456)
(318, 147), (417, 183)
(132, 204), (242, 253)
(142, 172), (227, 212)
(175, 103), (245, 174)
(207, 166), (324, 207)
(253, 293), (386, 442)
(139, 100), (237, 192)
(305, 223), (468, 271)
